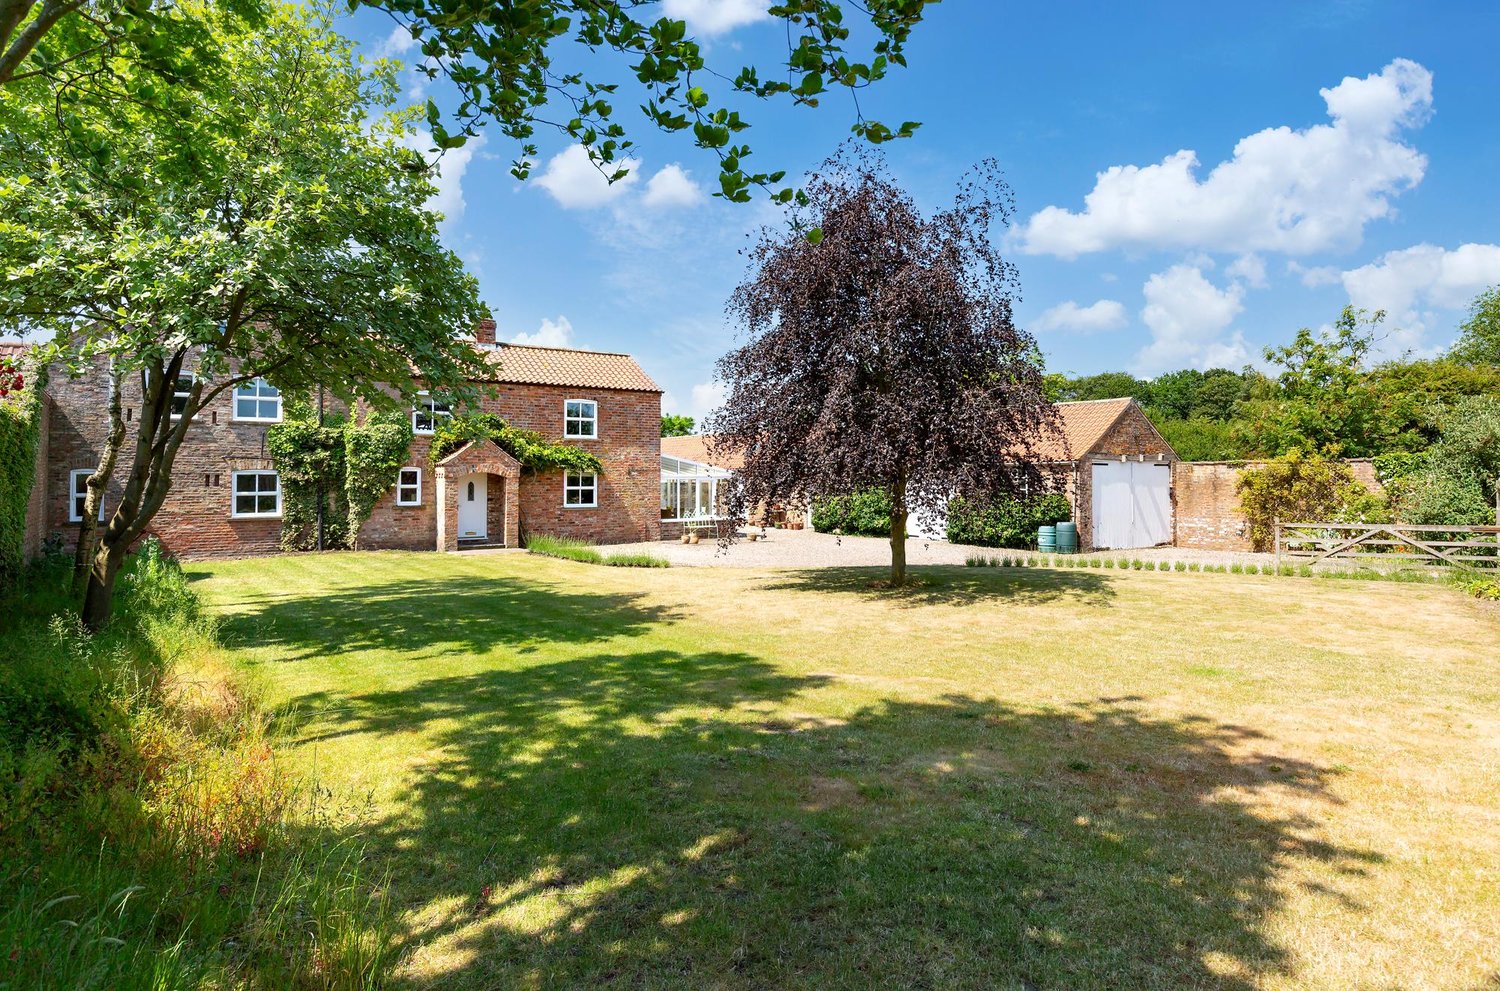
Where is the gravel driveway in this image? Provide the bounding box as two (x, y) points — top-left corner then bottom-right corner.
(602, 528), (1275, 569)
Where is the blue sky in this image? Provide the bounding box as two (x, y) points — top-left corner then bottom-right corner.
(344, 1), (1500, 421)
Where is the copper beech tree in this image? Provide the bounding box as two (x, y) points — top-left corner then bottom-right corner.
(708, 152), (1059, 585)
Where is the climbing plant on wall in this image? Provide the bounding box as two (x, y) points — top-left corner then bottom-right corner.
(0, 356), (42, 591)
(268, 406), (414, 551)
(266, 417), (351, 551)
(430, 413), (602, 475)
(344, 413), (414, 544)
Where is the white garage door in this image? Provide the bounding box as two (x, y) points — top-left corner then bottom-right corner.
(1091, 462), (1172, 549)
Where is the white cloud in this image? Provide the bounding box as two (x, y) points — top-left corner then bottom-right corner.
(1287, 260), (1341, 287)
(401, 130), (484, 231)
(535, 144), (642, 209)
(376, 25), (418, 58)
(1031, 299), (1127, 334)
(662, 0), (768, 35)
(689, 380), (729, 420)
(1134, 264), (1249, 373)
(509, 315), (576, 348)
(1340, 242), (1500, 353)
(1226, 253), (1268, 289)
(642, 164), (705, 208)
(1016, 59), (1432, 257)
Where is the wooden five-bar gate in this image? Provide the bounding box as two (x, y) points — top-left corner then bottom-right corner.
(1275, 522), (1500, 569)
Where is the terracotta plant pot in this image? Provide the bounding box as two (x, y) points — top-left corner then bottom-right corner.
(680, 534), (691, 544)
(689, 534), (701, 544)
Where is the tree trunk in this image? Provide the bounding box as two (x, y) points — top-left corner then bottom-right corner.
(80, 540), (127, 630)
(889, 486), (908, 587)
(72, 365), (125, 595)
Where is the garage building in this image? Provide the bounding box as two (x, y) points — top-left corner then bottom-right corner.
(1040, 398), (1178, 551)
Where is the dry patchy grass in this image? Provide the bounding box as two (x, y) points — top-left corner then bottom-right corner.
(189, 553), (1500, 991)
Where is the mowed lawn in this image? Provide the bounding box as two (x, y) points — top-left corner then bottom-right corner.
(189, 552), (1500, 991)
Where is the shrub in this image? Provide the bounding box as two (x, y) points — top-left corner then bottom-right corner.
(810, 490), (894, 537)
(1450, 568), (1500, 600)
(1237, 449), (1391, 552)
(945, 492), (1071, 549)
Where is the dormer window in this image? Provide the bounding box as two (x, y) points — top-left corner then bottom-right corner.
(412, 392), (451, 435)
(564, 399), (597, 439)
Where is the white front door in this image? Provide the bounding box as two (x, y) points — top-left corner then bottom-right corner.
(457, 472), (487, 540)
(1091, 461), (1172, 549)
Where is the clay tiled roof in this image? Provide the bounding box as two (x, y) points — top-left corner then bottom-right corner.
(482, 344), (661, 393)
(661, 434), (743, 471)
(1031, 397), (1135, 461)
(0, 340), (34, 361)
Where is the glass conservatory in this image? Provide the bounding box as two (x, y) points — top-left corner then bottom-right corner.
(660, 454), (733, 521)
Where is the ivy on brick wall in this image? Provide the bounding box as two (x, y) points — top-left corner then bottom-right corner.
(267, 409), (413, 551)
(267, 419), (351, 551)
(0, 357), (43, 591)
(344, 414), (414, 544)
(430, 413), (603, 475)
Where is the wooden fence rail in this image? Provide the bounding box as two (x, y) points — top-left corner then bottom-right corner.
(1274, 522), (1500, 569)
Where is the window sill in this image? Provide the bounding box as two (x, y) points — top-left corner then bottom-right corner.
(395, 502), (423, 508)
(230, 514), (283, 521)
(231, 417), (283, 425)
(562, 504), (598, 510)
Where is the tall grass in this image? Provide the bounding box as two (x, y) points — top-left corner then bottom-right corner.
(0, 542), (393, 990)
(527, 533), (669, 568)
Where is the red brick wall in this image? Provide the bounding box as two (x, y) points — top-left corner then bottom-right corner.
(43, 357), (282, 560)
(1071, 405), (1177, 552)
(42, 359), (662, 559)
(491, 384), (661, 545)
(1172, 458), (1384, 551)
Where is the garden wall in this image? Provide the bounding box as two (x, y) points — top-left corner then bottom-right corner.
(1173, 459), (1380, 552)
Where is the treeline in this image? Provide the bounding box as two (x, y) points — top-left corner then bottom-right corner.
(1050, 301), (1500, 463)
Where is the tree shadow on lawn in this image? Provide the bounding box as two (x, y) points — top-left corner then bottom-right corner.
(759, 565), (1118, 608)
(214, 575), (678, 663)
(294, 652), (1380, 990)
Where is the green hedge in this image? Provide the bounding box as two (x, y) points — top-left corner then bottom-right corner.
(810, 490), (894, 537)
(945, 493), (1071, 549)
(0, 363), (42, 594)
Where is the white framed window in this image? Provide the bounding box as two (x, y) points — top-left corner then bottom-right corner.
(564, 399), (597, 439)
(396, 467), (422, 506)
(563, 472), (597, 508)
(70, 469), (106, 523)
(231, 470), (281, 518)
(170, 373), (195, 419)
(412, 391), (451, 435)
(233, 377), (282, 422)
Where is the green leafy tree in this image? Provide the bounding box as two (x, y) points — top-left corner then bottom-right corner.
(1235, 307), (1389, 457)
(0, 2), (489, 629)
(1191, 368), (1251, 421)
(1398, 396), (1500, 525)
(1055, 371), (1149, 405)
(1450, 285), (1500, 367)
(1, 0), (933, 203)
(661, 413), (695, 437)
(1145, 368), (1203, 421)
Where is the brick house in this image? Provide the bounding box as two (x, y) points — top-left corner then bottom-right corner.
(18, 324), (663, 559)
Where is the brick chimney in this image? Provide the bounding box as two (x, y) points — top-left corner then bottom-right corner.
(475, 318), (497, 347)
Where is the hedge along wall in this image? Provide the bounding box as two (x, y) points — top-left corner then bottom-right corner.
(0, 361), (44, 592)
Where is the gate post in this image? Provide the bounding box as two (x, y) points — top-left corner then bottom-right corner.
(1274, 521), (1281, 573)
